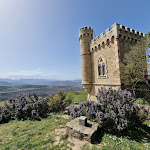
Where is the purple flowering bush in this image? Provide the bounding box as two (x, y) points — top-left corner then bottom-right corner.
(70, 87), (148, 132)
(0, 93), (49, 124)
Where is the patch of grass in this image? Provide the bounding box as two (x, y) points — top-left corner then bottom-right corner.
(72, 91), (87, 104)
(81, 124), (150, 150)
(0, 101), (5, 106)
(80, 119), (150, 150)
(81, 144), (91, 150)
(60, 133), (68, 141)
(0, 87), (42, 94)
(101, 132), (150, 150)
(65, 90), (87, 104)
(0, 103), (150, 150)
(90, 121), (150, 150)
(136, 98), (150, 105)
(82, 144), (101, 150)
(145, 120), (150, 126)
(0, 113), (72, 150)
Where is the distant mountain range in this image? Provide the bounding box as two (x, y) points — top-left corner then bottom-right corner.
(0, 78), (82, 87)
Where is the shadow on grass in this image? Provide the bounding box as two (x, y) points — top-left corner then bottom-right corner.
(91, 128), (105, 144)
(104, 124), (150, 143)
(120, 124), (150, 143)
(91, 124), (150, 144)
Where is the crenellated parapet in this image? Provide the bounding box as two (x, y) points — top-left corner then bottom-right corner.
(118, 24), (146, 37)
(79, 27), (93, 40)
(90, 23), (117, 52)
(117, 24), (146, 44)
(90, 23), (146, 52)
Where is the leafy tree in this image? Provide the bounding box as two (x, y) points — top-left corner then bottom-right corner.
(49, 90), (73, 112)
(120, 32), (150, 95)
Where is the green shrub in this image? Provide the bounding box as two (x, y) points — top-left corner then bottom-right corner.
(136, 97), (150, 105)
(144, 92), (150, 104)
(136, 90), (150, 105)
(49, 90), (72, 112)
(136, 98), (148, 105)
(63, 91), (74, 106)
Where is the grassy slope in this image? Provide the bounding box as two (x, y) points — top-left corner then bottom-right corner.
(0, 91), (150, 149)
(71, 91), (88, 104)
(0, 113), (149, 150)
(0, 113), (72, 150)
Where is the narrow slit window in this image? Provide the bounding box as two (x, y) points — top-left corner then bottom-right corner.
(111, 36), (115, 44)
(106, 39), (110, 46)
(102, 63), (105, 75)
(102, 42), (105, 48)
(98, 64), (101, 76)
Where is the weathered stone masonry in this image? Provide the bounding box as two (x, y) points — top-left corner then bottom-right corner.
(79, 23), (146, 101)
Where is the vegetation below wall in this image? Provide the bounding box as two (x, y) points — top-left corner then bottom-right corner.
(0, 87), (149, 149)
(0, 90), (87, 124)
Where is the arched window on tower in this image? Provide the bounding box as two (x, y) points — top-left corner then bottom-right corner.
(98, 57), (106, 77)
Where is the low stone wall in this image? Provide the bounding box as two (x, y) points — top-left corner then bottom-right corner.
(66, 116), (99, 143)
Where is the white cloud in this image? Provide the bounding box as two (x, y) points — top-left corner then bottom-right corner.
(0, 69), (81, 80)
(0, 68), (61, 79)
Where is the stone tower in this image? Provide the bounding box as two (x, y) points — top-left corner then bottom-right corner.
(79, 27), (93, 93)
(79, 23), (146, 101)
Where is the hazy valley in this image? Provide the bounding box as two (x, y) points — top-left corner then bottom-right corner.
(0, 78), (83, 102)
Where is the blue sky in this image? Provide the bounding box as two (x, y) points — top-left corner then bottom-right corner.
(0, 0), (150, 80)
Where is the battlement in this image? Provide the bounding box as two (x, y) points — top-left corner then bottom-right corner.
(79, 26), (93, 40)
(79, 26), (93, 31)
(90, 23), (146, 52)
(91, 23), (145, 43)
(118, 24), (146, 37)
(90, 23), (116, 45)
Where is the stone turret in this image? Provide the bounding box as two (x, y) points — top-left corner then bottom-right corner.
(79, 27), (93, 93)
